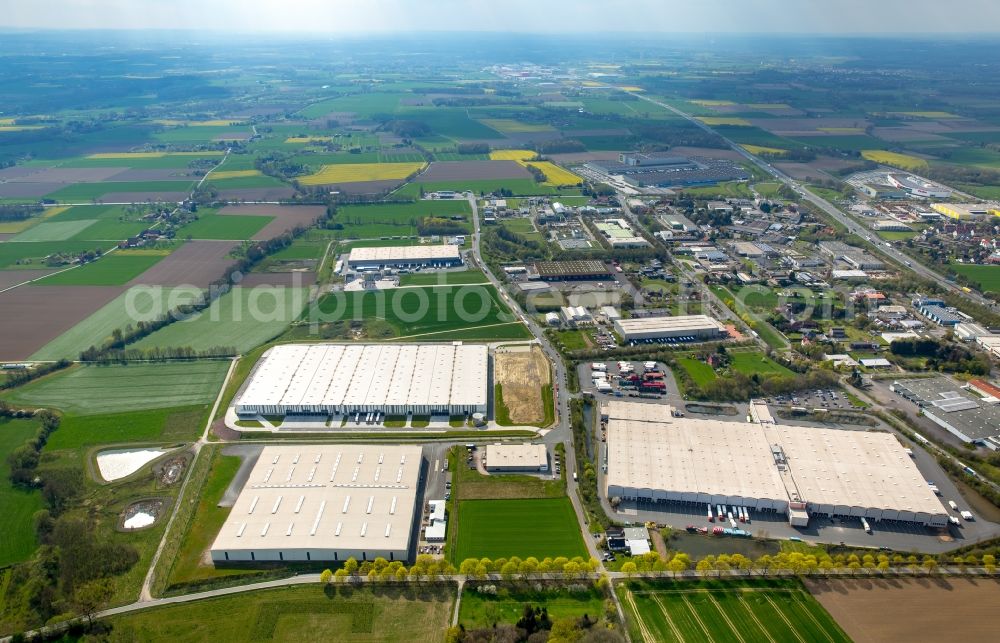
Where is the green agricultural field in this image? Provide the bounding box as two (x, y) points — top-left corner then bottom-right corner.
(677, 357), (716, 387)
(397, 269), (487, 286)
(393, 179), (570, 198)
(952, 263), (1000, 293)
(34, 252), (166, 285)
(333, 200), (471, 238)
(683, 181), (753, 199)
(310, 284), (528, 339)
(206, 174), (288, 190)
(101, 585), (455, 643)
(9, 219), (98, 242)
(617, 578), (850, 643)
(0, 240), (113, 270)
(176, 212), (274, 240)
(942, 146), (1000, 168)
(3, 361), (229, 415)
(297, 92), (403, 119)
(500, 217), (543, 241)
(453, 498), (587, 562)
(47, 405), (208, 450)
(792, 133), (886, 151)
(458, 585), (606, 629)
(29, 285), (204, 361)
(44, 180), (195, 202)
(729, 351), (794, 376)
(0, 416), (44, 567)
(132, 286), (310, 353)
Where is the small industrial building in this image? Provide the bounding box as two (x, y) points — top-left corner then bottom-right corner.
(594, 219), (649, 247)
(485, 443), (548, 472)
(891, 377), (1000, 448)
(919, 304), (963, 326)
(560, 305), (593, 326)
(873, 220), (912, 232)
(210, 444), (423, 563)
(347, 244), (462, 270)
(604, 401), (948, 526)
(424, 500), (447, 542)
(954, 322), (991, 341)
(614, 315), (727, 341)
(531, 260), (610, 281)
(236, 343), (488, 417)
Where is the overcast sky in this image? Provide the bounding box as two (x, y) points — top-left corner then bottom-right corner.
(2, 0), (1000, 34)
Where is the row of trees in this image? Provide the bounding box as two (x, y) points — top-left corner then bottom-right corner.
(318, 554), (604, 585)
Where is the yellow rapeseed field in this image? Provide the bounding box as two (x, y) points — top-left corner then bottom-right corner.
(0, 206), (71, 234)
(524, 161), (582, 186)
(0, 125), (45, 132)
(894, 111), (960, 119)
(741, 145), (788, 157)
(692, 99), (736, 106)
(747, 103), (790, 109)
(0, 118), (14, 125)
(209, 170), (263, 180)
(697, 116), (751, 126)
(489, 149), (538, 161)
(285, 136), (334, 144)
(861, 150), (929, 171)
(480, 119), (555, 134)
(87, 152), (225, 159)
(298, 162), (426, 185)
(617, 85), (644, 92)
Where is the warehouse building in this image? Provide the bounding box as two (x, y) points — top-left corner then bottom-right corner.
(614, 315), (727, 342)
(346, 244), (462, 270)
(891, 377), (1000, 448)
(236, 343), (488, 417)
(931, 203), (1000, 220)
(604, 401), (948, 527)
(530, 260), (610, 281)
(484, 443), (549, 472)
(211, 444), (423, 563)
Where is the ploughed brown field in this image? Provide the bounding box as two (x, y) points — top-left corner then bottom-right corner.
(128, 240), (238, 287)
(0, 269), (55, 290)
(806, 577), (1000, 643)
(0, 285), (124, 360)
(215, 186), (296, 202)
(415, 160), (531, 182)
(218, 204), (327, 240)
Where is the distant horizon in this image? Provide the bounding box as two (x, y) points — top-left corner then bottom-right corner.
(4, 1), (1000, 35)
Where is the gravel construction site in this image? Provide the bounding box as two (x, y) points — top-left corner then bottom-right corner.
(494, 344), (551, 425)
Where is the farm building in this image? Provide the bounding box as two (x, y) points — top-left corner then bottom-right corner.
(604, 401), (948, 527)
(613, 315), (727, 341)
(484, 443), (549, 472)
(210, 444), (423, 563)
(346, 244), (462, 270)
(236, 343), (488, 417)
(530, 260), (610, 281)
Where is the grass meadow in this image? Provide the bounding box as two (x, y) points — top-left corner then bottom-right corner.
(35, 252), (166, 286)
(47, 405), (209, 450)
(453, 498), (587, 562)
(458, 584), (606, 629)
(3, 361), (229, 415)
(0, 417), (43, 567)
(951, 263), (1000, 293)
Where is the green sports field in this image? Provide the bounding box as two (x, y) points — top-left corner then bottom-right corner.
(617, 578), (850, 643)
(0, 416), (44, 567)
(132, 286), (310, 353)
(453, 498), (587, 562)
(34, 252), (167, 285)
(103, 584), (454, 642)
(3, 361), (229, 415)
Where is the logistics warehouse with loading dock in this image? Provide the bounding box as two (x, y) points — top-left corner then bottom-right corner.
(210, 444), (423, 563)
(236, 343), (488, 417)
(346, 244), (462, 270)
(613, 314), (728, 341)
(602, 400), (948, 527)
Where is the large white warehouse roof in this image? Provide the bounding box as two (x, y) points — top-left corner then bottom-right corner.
(606, 404), (946, 523)
(211, 444), (422, 562)
(237, 343), (488, 415)
(347, 244), (461, 264)
(614, 315), (726, 338)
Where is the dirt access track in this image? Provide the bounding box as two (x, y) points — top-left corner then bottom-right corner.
(494, 344), (551, 425)
(806, 577), (1000, 642)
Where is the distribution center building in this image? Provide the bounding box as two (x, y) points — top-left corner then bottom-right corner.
(485, 443), (549, 472)
(211, 444), (423, 563)
(346, 244), (462, 270)
(236, 343), (488, 417)
(613, 315), (727, 341)
(604, 400), (948, 527)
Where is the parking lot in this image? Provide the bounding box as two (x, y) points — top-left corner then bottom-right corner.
(763, 388), (854, 411)
(578, 360), (682, 407)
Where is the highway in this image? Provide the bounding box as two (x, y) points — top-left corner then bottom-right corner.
(631, 92), (999, 313)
